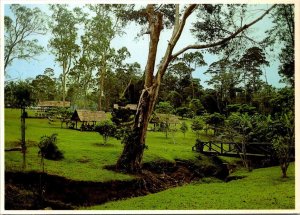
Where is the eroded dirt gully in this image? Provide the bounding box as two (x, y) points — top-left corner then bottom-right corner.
(5, 158), (232, 210)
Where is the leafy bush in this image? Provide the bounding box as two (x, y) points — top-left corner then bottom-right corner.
(176, 107), (193, 119)
(271, 111), (294, 178)
(189, 99), (205, 116)
(204, 112), (225, 135)
(191, 117), (204, 139)
(95, 120), (117, 144)
(155, 101), (174, 114)
(272, 136), (291, 178)
(226, 104), (256, 115)
(180, 121), (188, 138)
(38, 134), (64, 161)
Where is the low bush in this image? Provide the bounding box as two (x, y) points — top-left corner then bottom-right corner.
(38, 134), (64, 160)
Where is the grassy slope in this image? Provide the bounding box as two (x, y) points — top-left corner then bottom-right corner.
(5, 108), (202, 181)
(86, 163), (295, 210)
(5, 108), (131, 181)
(5, 108), (295, 209)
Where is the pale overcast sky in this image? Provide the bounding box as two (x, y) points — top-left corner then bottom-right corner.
(3, 4), (285, 88)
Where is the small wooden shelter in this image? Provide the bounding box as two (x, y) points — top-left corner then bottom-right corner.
(38, 101), (71, 108)
(36, 101), (71, 118)
(151, 113), (179, 124)
(71, 109), (107, 129)
(113, 103), (137, 111)
(150, 113), (180, 130)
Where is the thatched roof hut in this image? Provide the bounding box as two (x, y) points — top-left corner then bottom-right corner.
(113, 104), (137, 111)
(71, 109), (107, 122)
(150, 113), (180, 124)
(38, 101), (71, 108)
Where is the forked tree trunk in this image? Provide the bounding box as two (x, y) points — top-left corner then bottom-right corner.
(116, 5), (163, 172)
(116, 4), (275, 173)
(116, 85), (159, 172)
(116, 5), (196, 172)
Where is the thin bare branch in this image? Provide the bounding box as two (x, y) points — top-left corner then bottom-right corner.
(171, 5), (276, 60)
(156, 4), (198, 84)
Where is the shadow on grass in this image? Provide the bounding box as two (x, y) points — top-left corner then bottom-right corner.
(5, 140), (38, 149)
(93, 143), (114, 147)
(76, 156), (91, 164)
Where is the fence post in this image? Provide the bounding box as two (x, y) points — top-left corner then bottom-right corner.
(200, 142), (204, 152)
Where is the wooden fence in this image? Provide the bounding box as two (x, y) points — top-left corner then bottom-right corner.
(192, 141), (276, 158)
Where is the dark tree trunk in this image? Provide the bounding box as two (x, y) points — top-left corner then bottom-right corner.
(280, 161), (289, 178)
(116, 87), (158, 172)
(116, 5), (163, 173)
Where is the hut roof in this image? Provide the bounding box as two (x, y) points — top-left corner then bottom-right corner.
(151, 113), (180, 124)
(71, 109), (107, 122)
(113, 104), (137, 111)
(38, 101), (71, 108)
(125, 104), (137, 111)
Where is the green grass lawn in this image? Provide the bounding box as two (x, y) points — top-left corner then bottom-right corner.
(5, 108), (295, 210)
(5, 108), (202, 181)
(85, 163), (295, 210)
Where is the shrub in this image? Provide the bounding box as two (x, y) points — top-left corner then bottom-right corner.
(38, 134), (64, 161)
(155, 101), (174, 114)
(95, 120), (116, 144)
(271, 111), (294, 178)
(189, 99), (205, 116)
(191, 117), (204, 139)
(204, 113), (225, 135)
(180, 121), (188, 138)
(176, 107), (193, 119)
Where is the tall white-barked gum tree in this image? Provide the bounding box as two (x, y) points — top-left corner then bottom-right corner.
(116, 4), (276, 173)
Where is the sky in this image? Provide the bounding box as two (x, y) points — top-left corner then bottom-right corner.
(3, 4), (285, 88)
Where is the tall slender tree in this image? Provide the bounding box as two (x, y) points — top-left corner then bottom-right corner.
(205, 59), (241, 112)
(4, 4), (48, 73)
(84, 5), (127, 111)
(48, 5), (81, 104)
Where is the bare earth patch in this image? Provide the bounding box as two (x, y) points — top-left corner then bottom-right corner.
(5, 158), (229, 210)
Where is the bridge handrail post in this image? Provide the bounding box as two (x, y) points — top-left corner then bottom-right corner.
(221, 142), (223, 154)
(200, 142), (204, 152)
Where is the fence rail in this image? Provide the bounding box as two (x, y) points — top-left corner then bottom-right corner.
(192, 141), (276, 158)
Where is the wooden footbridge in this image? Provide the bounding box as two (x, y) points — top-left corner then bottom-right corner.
(192, 141), (275, 158)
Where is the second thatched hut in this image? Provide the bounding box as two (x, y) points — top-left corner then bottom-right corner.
(70, 109), (107, 131)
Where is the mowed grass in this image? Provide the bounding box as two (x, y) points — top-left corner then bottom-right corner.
(5, 109), (133, 181)
(5, 108), (202, 181)
(5, 108), (295, 210)
(85, 163), (295, 210)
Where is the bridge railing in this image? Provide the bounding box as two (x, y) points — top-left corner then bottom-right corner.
(192, 141), (280, 157)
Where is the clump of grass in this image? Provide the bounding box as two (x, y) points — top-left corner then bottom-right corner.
(76, 156), (90, 163)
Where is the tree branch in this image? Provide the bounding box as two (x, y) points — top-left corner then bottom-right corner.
(156, 4), (197, 84)
(171, 5), (276, 60)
